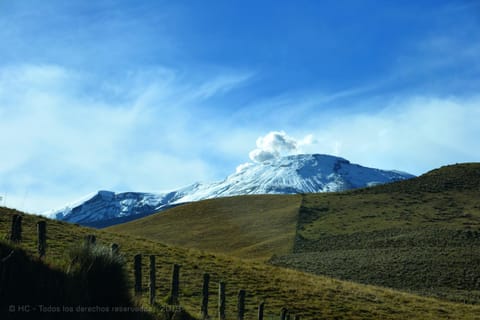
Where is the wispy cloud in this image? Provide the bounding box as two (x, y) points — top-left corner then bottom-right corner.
(191, 72), (254, 100)
(0, 64), (252, 213)
(299, 95), (480, 175)
(225, 87), (480, 176)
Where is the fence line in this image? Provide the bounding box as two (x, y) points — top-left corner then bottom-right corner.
(2, 215), (301, 319)
(134, 254), (300, 320)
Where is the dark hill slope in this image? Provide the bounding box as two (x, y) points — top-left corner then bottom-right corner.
(354, 162), (480, 194)
(271, 163), (480, 303)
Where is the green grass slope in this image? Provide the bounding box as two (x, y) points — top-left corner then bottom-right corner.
(2, 207), (479, 319)
(271, 163), (480, 303)
(107, 194), (302, 260)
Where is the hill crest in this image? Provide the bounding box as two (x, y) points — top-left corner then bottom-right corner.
(352, 162), (480, 194)
(48, 153), (414, 226)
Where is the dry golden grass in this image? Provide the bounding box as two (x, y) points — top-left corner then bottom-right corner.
(1, 207), (480, 319)
(107, 194), (302, 260)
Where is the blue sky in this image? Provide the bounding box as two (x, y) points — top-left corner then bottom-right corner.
(1, 0), (479, 213)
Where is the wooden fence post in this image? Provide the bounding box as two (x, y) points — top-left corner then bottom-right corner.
(218, 281), (226, 320)
(258, 301), (265, 320)
(10, 214), (22, 243)
(9, 215), (17, 242)
(9, 214), (18, 242)
(134, 254), (142, 295)
(149, 255), (156, 305)
(237, 289), (246, 320)
(37, 221), (47, 258)
(111, 243), (119, 255)
(201, 273), (210, 319)
(168, 264), (180, 305)
(84, 234), (96, 246)
(280, 307), (288, 320)
(15, 215), (22, 242)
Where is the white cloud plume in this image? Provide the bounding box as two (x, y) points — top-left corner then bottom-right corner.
(238, 95), (480, 176)
(248, 131), (316, 163)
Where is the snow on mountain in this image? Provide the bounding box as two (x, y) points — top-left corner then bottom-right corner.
(47, 154), (415, 226)
(44, 190), (185, 225)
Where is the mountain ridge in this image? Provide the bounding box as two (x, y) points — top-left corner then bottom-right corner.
(47, 153), (414, 226)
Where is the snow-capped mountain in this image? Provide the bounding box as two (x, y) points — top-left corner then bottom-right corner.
(46, 154), (415, 226)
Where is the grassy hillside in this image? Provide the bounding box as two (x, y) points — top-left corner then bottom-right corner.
(108, 162), (480, 304)
(353, 162), (480, 194)
(107, 195), (302, 260)
(2, 207), (480, 319)
(271, 163), (480, 303)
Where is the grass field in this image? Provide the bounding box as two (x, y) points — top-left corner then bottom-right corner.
(107, 194), (302, 260)
(109, 163), (480, 305)
(271, 163), (480, 303)
(2, 206), (480, 319)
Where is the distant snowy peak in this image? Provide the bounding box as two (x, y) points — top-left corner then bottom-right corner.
(178, 154), (413, 202)
(49, 154), (414, 225)
(50, 191), (173, 224)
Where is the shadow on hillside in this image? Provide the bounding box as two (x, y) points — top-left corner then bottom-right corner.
(0, 241), (158, 320)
